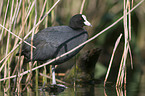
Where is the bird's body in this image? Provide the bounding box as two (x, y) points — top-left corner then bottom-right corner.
(17, 14), (92, 85)
(21, 26), (88, 64)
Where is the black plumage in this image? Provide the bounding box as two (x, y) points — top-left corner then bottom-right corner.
(21, 26), (88, 64)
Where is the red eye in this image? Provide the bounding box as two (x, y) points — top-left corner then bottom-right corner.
(80, 18), (82, 20)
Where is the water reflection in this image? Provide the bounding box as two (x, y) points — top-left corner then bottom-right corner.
(0, 81), (145, 96)
(116, 87), (126, 96)
(57, 83), (125, 96)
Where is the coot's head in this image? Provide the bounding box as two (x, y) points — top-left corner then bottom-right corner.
(69, 14), (92, 29)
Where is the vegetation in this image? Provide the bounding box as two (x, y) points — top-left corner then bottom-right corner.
(0, 0), (145, 95)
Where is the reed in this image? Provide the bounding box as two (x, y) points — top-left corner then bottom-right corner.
(104, 34), (123, 86)
(0, 0), (144, 95)
(115, 0), (133, 87)
(104, 0), (144, 87)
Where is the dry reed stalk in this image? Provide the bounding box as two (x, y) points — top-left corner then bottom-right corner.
(124, 66), (127, 85)
(116, 87), (124, 96)
(7, 0), (14, 61)
(0, 0), (3, 16)
(127, 0), (133, 69)
(0, 0), (144, 82)
(6, 33), (11, 90)
(43, 66), (47, 83)
(35, 63), (38, 94)
(2, 24), (14, 79)
(43, 0), (49, 84)
(15, 0), (24, 94)
(0, 0), (60, 65)
(50, 2), (55, 25)
(0, 0), (9, 41)
(80, 0), (86, 14)
(18, 0), (25, 74)
(0, 53), (10, 72)
(25, 11), (33, 86)
(132, 0), (134, 8)
(104, 34), (122, 87)
(19, 56), (24, 73)
(35, 0), (47, 33)
(45, 0), (49, 28)
(4, 32), (10, 78)
(115, 0), (133, 87)
(16, 76), (21, 95)
(27, 18), (31, 33)
(116, 87), (119, 96)
(116, 0), (128, 87)
(77, 0), (85, 87)
(116, 50), (125, 86)
(10, 0), (14, 21)
(128, 0), (131, 41)
(117, 50), (126, 86)
(39, 73), (70, 85)
(13, 0), (22, 29)
(11, 0), (18, 24)
(22, 0), (60, 37)
(117, 79), (127, 96)
(13, 1), (35, 49)
(12, 56), (24, 76)
(32, 0), (38, 67)
(117, 44), (129, 86)
(25, 2), (31, 15)
(22, 81), (31, 92)
(26, 86), (32, 96)
(0, 1), (35, 65)
(0, 24), (35, 48)
(25, 63), (32, 83)
(26, 0), (38, 86)
(16, 1), (25, 93)
(3, 1), (10, 87)
(31, 0), (38, 72)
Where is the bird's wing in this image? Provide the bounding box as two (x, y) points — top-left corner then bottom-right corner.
(32, 40), (57, 61)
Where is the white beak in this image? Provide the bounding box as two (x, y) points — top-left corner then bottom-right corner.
(82, 15), (92, 27)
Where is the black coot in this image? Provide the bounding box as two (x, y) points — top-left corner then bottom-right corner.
(18, 14), (92, 85)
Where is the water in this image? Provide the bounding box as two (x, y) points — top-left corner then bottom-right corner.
(0, 66), (145, 96)
(59, 81), (145, 96)
(1, 80), (144, 96)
